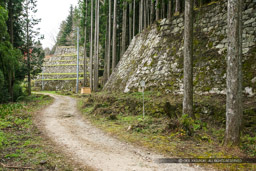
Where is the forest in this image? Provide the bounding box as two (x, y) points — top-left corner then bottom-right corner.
(54, 0), (248, 145)
(0, 0), (255, 170)
(0, 0), (44, 103)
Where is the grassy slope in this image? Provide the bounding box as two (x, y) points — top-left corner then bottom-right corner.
(76, 91), (256, 171)
(0, 94), (93, 170)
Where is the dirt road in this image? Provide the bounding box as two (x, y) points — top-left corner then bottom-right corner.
(37, 94), (205, 171)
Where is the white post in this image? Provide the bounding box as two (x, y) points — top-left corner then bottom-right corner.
(140, 80), (146, 118)
(143, 88), (145, 118)
(76, 27), (80, 94)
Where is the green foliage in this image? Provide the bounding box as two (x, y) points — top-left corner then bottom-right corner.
(179, 114), (195, 136)
(0, 5), (23, 103)
(0, 95), (76, 169)
(0, 70), (4, 90)
(13, 83), (23, 101)
(57, 6), (74, 46)
(0, 131), (7, 150)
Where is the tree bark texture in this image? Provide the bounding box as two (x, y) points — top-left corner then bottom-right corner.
(107, 0), (111, 78)
(161, 0), (166, 19)
(175, 0), (180, 15)
(144, 0), (147, 29)
(183, 0), (194, 118)
(133, 0), (136, 37)
(93, 0), (99, 91)
(225, 0), (243, 146)
(103, 4), (109, 85)
(139, 0), (143, 32)
(90, 0), (94, 90)
(168, 0), (172, 19)
(156, 0), (160, 20)
(146, 0), (150, 27)
(129, 2), (132, 42)
(8, 0), (14, 45)
(121, 1), (127, 57)
(83, 0), (87, 87)
(26, 2), (31, 95)
(112, 0), (117, 71)
(150, 0), (155, 24)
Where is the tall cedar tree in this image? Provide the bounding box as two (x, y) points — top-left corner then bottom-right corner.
(121, 1), (127, 57)
(112, 0), (117, 71)
(83, 0), (88, 87)
(107, 0), (112, 78)
(93, 0), (99, 91)
(183, 0), (194, 118)
(90, 0), (94, 90)
(225, 0), (243, 146)
(23, 0), (41, 95)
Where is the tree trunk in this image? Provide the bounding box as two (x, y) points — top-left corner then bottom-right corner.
(129, 2), (132, 43)
(144, 0), (147, 29)
(225, 0), (243, 146)
(139, 0), (143, 32)
(96, 0), (100, 89)
(175, 0), (180, 15)
(168, 0), (172, 19)
(90, 0), (94, 90)
(94, 0), (99, 91)
(7, 0), (14, 101)
(133, 0), (136, 37)
(112, 0), (117, 71)
(107, 0), (111, 78)
(8, 0), (14, 45)
(150, 0), (155, 24)
(103, 25), (108, 85)
(183, 0), (194, 118)
(26, 3), (31, 96)
(83, 0), (88, 87)
(103, 1), (108, 85)
(121, 1), (127, 57)
(146, 0), (149, 27)
(161, 0), (165, 19)
(156, 0), (160, 20)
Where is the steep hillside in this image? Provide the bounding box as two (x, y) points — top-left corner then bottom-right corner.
(104, 0), (256, 97)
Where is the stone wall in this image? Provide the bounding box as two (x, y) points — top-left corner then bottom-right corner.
(34, 46), (89, 91)
(54, 46), (84, 55)
(104, 0), (256, 96)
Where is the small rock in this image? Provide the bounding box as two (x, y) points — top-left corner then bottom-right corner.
(63, 114), (73, 118)
(127, 125), (132, 131)
(39, 160), (47, 165)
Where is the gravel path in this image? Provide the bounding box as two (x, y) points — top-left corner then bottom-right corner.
(37, 94), (207, 171)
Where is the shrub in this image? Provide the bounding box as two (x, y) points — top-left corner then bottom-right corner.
(13, 83), (23, 102)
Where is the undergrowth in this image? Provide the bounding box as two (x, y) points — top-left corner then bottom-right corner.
(78, 91), (256, 170)
(0, 94), (84, 170)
